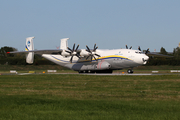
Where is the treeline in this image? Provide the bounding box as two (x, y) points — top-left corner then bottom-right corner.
(146, 47), (180, 65)
(0, 46), (55, 65)
(1, 46), (180, 66)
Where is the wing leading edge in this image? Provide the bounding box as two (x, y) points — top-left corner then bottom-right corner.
(7, 49), (63, 55)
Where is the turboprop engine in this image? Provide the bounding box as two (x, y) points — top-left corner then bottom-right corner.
(79, 44), (101, 61)
(79, 49), (89, 56)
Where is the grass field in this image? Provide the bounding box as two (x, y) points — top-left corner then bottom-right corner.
(1, 65), (180, 74)
(0, 74), (180, 120)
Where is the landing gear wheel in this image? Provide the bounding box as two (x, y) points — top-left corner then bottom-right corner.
(78, 71), (82, 73)
(127, 69), (133, 74)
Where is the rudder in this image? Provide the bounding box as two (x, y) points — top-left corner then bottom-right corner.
(25, 37), (35, 64)
(60, 38), (69, 49)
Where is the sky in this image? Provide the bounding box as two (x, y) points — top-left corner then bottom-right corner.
(1, 0), (180, 52)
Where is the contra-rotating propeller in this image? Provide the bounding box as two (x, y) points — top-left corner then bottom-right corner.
(138, 46), (149, 54)
(65, 43), (81, 63)
(86, 44), (101, 61)
(126, 45), (132, 49)
(145, 48), (149, 54)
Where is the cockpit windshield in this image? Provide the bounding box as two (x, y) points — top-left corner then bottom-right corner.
(135, 51), (143, 54)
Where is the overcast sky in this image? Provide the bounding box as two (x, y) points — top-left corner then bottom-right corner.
(1, 0), (180, 52)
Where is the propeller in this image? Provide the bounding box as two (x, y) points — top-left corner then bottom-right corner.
(126, 45), (128, 49)
(138, 46), (149, 54)
(126, 45), (132, 49)
(145, 48), (149, 54)
(65, 43), (80, 63)
(86, 44), (101, 61)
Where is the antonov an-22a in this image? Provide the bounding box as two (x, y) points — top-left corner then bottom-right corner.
(7, 37), (149, 73)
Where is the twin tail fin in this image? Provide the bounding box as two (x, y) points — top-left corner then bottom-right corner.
(25, 37), (35, 64)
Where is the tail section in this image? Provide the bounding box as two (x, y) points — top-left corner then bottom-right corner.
(25, 37), (35, 64)
(60, 38), (69, 49)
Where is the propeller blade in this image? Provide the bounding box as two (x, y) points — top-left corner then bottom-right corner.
(126, 45), (128, 49)
(70, 55), (74, 63)
(93, 56), (97, 61)
(91, 56), (93, 61)
(86, 55), (90, 60)
(75, 44), (79, 51)
(65, 50), (71, 54)
(76, 53), (81, 59)
(129, 46), (132, 49)
(138, 46), (141, 51)
(94, 46), (98, 51)
(145, 48), (149, 54)
(93, 44), (98, 51)
(67, 47), (73, 52)
(72, 43), (75, 51)
(95, 54), (101, 57)
(94, 44), (96, 50)
(86, 45), (91, 52)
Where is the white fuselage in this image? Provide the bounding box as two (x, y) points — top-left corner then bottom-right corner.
(42, 49), (149, 72)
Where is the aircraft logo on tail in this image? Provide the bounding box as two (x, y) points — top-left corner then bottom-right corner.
(27, 41), (31, 47)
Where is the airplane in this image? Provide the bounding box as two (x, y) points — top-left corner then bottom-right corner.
(7, 37), (150, 74)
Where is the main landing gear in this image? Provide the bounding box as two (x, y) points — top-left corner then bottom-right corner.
(127, 69), (133, 74)
(78, 70), (113, 74)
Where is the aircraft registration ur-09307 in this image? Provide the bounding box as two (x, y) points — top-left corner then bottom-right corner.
(7, 37), (150, 74)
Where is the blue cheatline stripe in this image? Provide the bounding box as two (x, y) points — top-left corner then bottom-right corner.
(50, 55), (131, 63)
(91, 57), (131, 62)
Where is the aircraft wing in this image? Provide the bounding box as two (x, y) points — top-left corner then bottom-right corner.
(7, 49), (63, 55)
(147, 52), (173, 58)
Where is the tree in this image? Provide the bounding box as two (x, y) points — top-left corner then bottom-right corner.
(0, 46), (17, 58)
(173, 47), (180, 59)
(160, 47), (167, 55)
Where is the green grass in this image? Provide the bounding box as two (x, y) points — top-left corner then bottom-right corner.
(1, 65), (180, 74)
(0, 74), (180, 120)
(0, 65), (76, 74)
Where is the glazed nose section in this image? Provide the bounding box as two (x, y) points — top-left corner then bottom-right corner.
(142, 55), (149, 64)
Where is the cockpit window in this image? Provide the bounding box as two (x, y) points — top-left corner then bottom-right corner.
(135, 51), (143, 54)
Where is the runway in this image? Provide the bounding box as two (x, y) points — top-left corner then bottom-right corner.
(1, 72), (179, 76)
(79, 73), (176, 76)
(19, 73), (180, 76)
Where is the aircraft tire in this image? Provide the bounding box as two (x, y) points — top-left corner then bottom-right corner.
(127, 69), (133, 74)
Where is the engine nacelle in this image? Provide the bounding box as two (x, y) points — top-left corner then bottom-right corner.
(61, 50), (71, 57)
(79, 49), (90, 57)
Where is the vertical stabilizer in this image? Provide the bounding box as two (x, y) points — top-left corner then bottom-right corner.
(60, 38), (69, 49)
(25, 37), (35, 64)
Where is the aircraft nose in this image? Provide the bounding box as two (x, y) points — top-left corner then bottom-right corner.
(142, 55), (149, 64)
